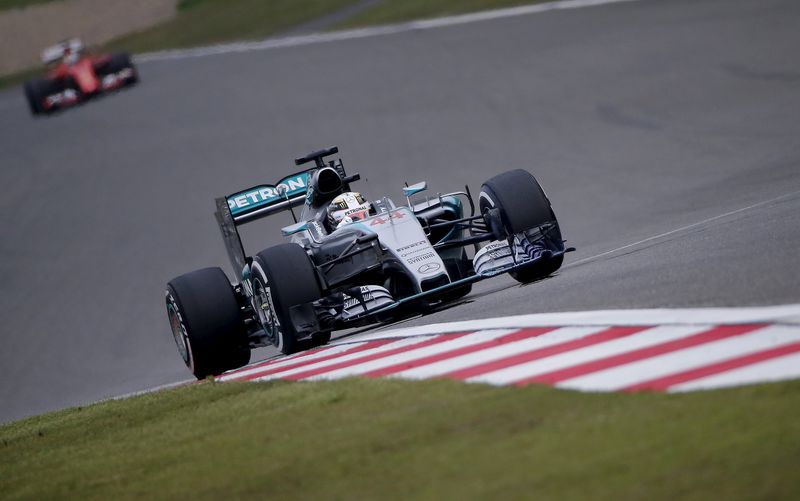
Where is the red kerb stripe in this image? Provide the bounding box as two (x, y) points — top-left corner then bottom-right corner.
(624, 340), (800, 392)
(515, 324), (766, 386)
(443, 326), (649, 380)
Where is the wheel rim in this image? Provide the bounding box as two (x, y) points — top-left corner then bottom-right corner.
(252, 277), (280, 346)
(167, 302), (191, 365)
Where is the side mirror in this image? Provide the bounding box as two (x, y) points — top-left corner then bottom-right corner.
(403, 182), (427, 197)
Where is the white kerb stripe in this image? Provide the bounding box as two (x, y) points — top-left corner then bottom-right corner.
(469, 325), (712, 386)
(392, 326), (609, 380)
(304, 329), (519, 380)
(669, 352), (800, 392)
(557, 325), (798, 391)
(343, 304), (800, 343)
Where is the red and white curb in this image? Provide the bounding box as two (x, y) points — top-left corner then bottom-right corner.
(218, 304), (800, 392)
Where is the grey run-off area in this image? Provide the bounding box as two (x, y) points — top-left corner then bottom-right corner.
(1, 0), (799, 423)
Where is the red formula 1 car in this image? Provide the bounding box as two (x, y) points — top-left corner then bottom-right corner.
(23, 39), (138, 115)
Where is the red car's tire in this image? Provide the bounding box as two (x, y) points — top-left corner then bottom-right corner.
(110, 53), (138, 85)
(23, 79), (58, 115)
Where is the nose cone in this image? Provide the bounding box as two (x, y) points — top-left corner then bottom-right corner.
(72, 61), (100, 94)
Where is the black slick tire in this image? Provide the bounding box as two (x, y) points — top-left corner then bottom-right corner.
(23, 79), (56, 115)
(110, 52), (138, 85)
(166, 267), (250, 379)
(250, 243), (327, 355)
(479, 169), (554, 236)
(479, 169), (564, 284)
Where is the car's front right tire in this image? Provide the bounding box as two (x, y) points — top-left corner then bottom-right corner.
(166, 267), (250, 379)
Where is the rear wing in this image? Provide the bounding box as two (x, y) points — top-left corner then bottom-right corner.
(214, 170), (311, 274)
(225, 171), (312, 224)
(214, 146), (359, 275)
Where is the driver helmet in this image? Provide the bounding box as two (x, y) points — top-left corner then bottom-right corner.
(327, 192), (372, 229)
(63, 46), (79, 65)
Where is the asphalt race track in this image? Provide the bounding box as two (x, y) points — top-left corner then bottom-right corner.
(1, 0), (799, 423)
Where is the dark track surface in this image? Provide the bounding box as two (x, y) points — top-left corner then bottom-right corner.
(1, 0), (799, 423)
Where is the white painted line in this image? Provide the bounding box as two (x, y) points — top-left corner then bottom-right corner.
(669, 351), (800, 392)
(469, 325), (710, 385)
(567, 190), (800, 268)
(557, 325), (799, 391)
(254, 335), (433, 381)
(338, 304), (800, 343)
(393, 326), (607, 380)
(305, 329), (519, 380)
(136, 0), (639, 63)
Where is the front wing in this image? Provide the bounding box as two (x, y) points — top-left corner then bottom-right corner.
(293, 244), (567, 332)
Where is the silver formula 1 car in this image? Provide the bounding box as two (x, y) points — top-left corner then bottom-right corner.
(166, 147), (572, 379)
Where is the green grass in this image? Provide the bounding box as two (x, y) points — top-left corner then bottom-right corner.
(335, 0), (549, 29)
(0, 66), (41, 90)
(2, 378), (799, 500)
(103, 0), (551, 54)
(101, 0), (360, 54)
(0, 0), (58, 12)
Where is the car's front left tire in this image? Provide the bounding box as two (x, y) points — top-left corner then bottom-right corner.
(109, 53), (138, 85)
(479, 169), (565, 284)
(250, 243), (328, 355)
(95, 53), (139, 87)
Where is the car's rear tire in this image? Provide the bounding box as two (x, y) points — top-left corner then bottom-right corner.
(251, 243), (328, 355)
(480, 169), (564, 284)
(166, 267), (250, 379)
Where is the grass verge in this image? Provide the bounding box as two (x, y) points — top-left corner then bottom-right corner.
(0, 0), (57, 12)
(0, 66), (41, 90)
(101, 0), (360, 54)
(2, 378), (799, 500)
